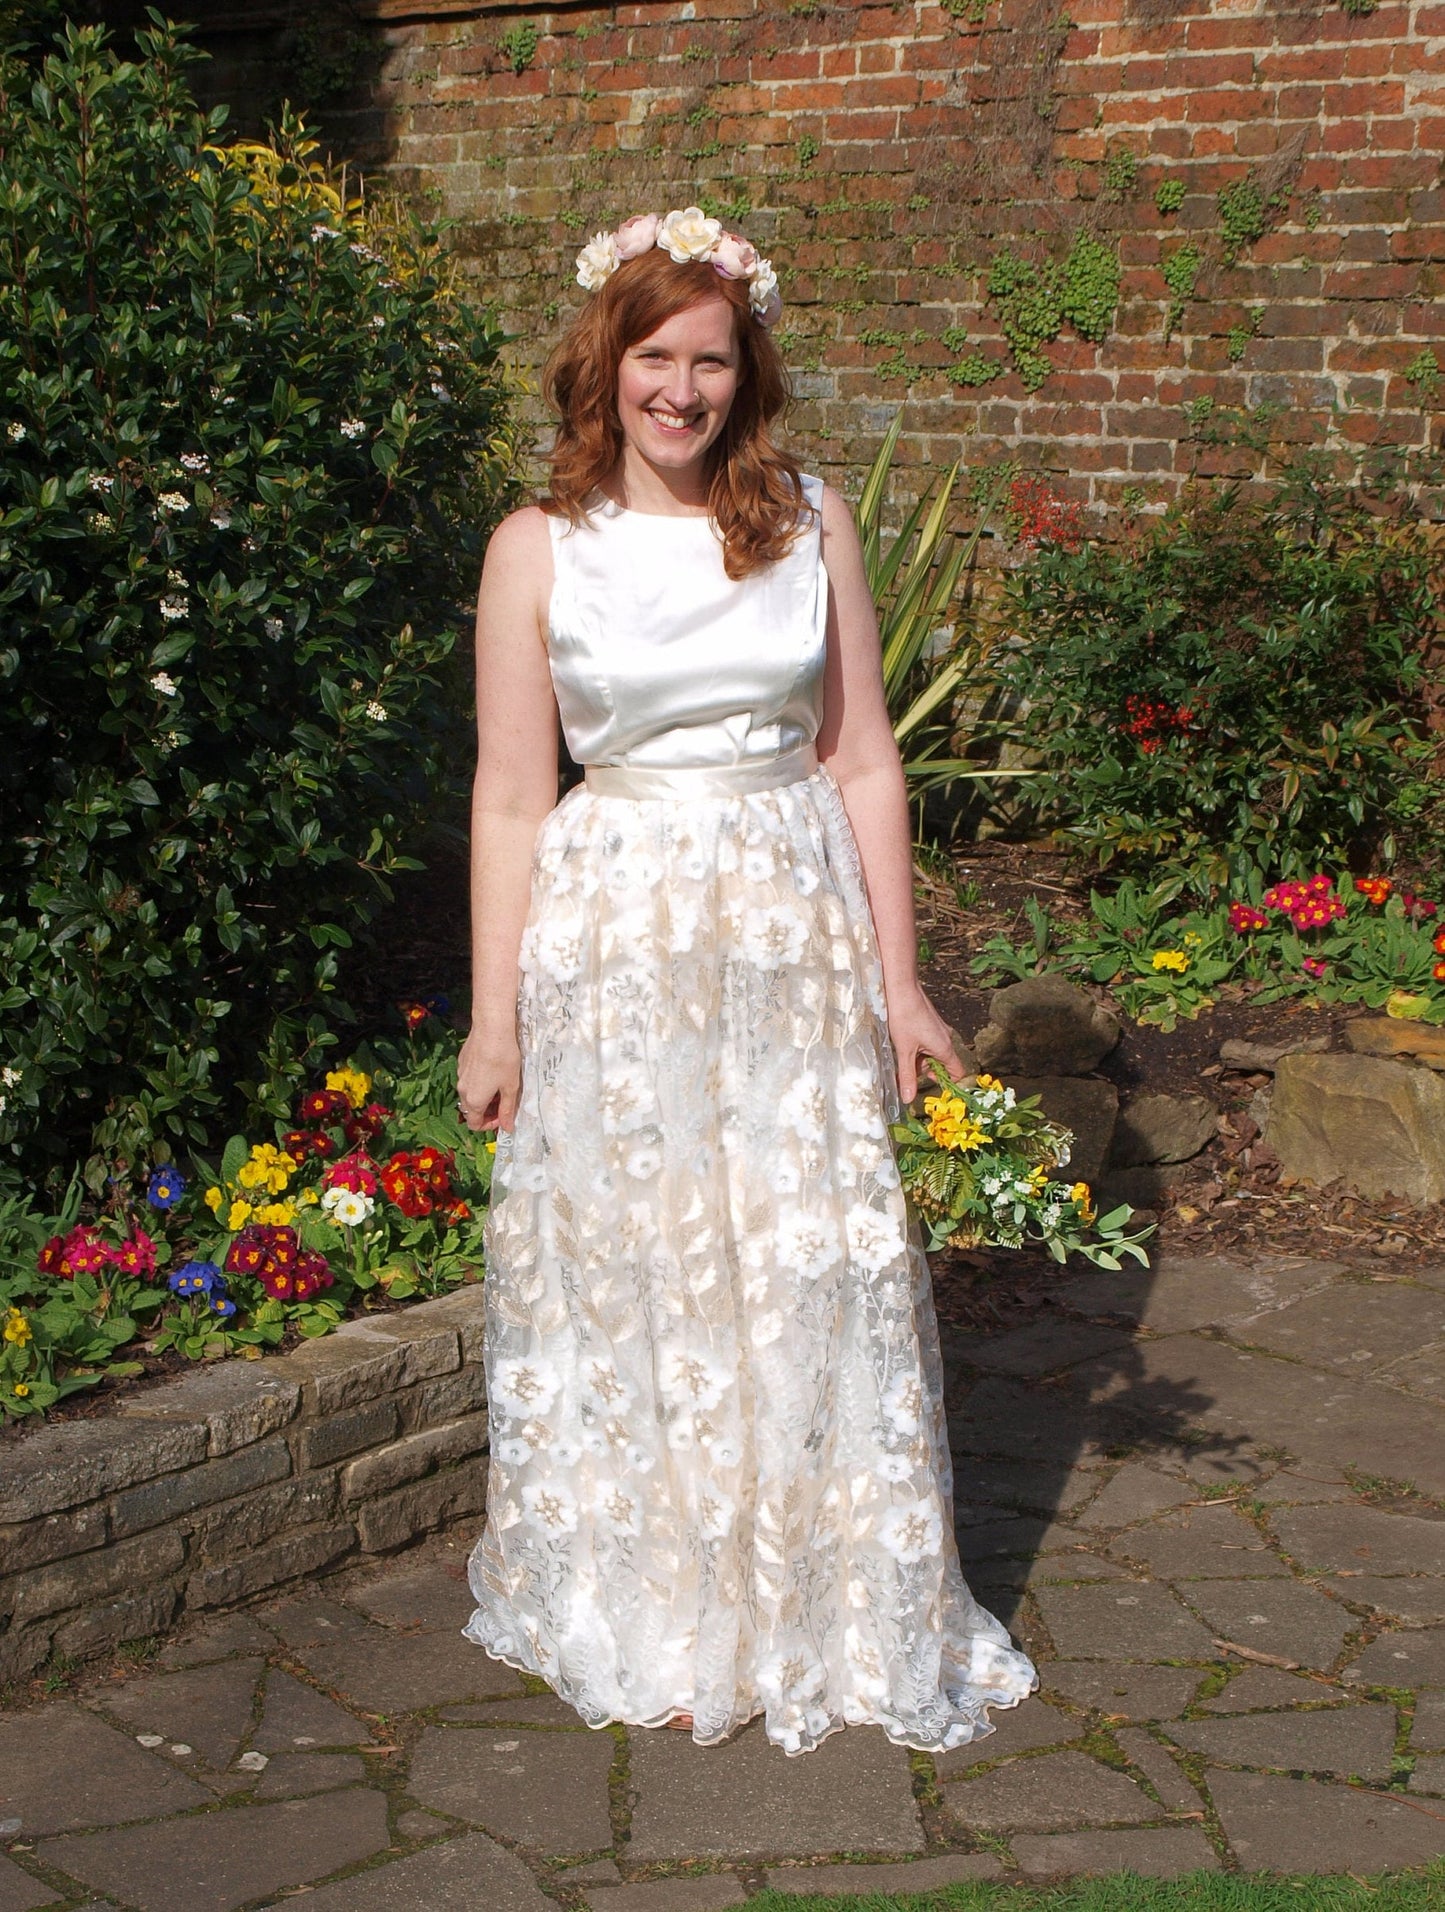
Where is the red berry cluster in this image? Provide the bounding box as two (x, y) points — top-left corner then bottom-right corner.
(225, 1224), (333, 1303)
(380, 1148), (469, 1223)
(1008, 476), (1084, 552)
(1120, 695), (1196, 756)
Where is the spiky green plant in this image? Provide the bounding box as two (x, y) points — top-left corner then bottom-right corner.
(854, 412), (1023, 803)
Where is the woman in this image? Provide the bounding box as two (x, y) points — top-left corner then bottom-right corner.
(457, 207), (1037, 1756)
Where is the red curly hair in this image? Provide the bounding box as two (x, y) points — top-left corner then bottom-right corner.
(543, 247), (807, 579)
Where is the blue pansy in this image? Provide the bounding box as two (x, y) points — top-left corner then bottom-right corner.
(168, 1259), (219, 1296)
(147, 1165), (187, 1210)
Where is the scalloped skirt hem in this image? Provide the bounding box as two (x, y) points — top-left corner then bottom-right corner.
(461, 1612), (1040, 1758)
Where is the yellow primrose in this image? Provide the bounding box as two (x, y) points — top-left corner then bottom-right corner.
(1150, 949), (1189, 974)
(1070, 1180), (1097, 1222)
(3, 1308), (32, 1346)
(204, 1185), (224, 1213)
(12, 1382), (29, 1398)
(226, 1199), (254, 1230)
(325, 1067), (371, 1110)
(253, 1201), (296, 1226)
(1182, 930), (1203, 946)
(485, 1139), (497, 1154)
(296, 1186), (320, 1206)
(974, 1074), (1003, 1093)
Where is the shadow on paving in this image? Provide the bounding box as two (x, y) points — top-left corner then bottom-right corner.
(3, 1251), (1445, 1905)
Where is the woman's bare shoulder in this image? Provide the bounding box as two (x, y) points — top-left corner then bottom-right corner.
(816, 482), (865, 568)
(485, 503), (554, 569)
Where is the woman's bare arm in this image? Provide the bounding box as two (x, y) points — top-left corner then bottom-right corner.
(457, 506), (560, 1134)
(814, 482), (965, 1104)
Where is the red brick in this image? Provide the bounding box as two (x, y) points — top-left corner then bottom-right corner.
(1258, 47), (1348, 85)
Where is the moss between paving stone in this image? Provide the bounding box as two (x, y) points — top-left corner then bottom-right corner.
(740, 1862), (1445, 1910)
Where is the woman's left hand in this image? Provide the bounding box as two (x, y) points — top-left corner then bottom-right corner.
(887, 981), (968, 1107)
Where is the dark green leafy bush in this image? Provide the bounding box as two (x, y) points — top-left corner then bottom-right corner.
(994, 474), (1441, 898)
(0, 19), (525, 1188)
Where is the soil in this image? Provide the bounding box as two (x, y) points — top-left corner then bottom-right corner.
(12, 833), (1444, 1438)
(911, 837), (1445, 1337)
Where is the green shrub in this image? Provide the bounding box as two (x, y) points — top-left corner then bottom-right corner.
(0, 19), (525, 1190)
(992, 473), (1440, 898)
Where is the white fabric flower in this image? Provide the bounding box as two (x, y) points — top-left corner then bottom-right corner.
(523, 916), (587, 982)
(658, 206), (723, 263)
(880, 1371), (923, 1436)
(835, 1066), (886, 1138)
(340, 417), (366, 439)
(594, 1482), (643, 1536)
(149, 672), (178, 697)
(659, 1345), (729, 1410)
(778, 1070), (828, 1138)
(522, 1482), (579, 1533)
(878, 1499), (943, 1565)
(699, 1488), (735, 1539)
(156, 491), (188, 513)
(492, 1355), (561, 1418)
(6, 421), (25, 442)
(575, 230), (620, 290)
(582, 1359), (634, 1412)
(179, 452), (209, 473)
(365, 700), (387, 722)
(776, 1210), (843, 1283)
(159, 595), (188, 621)
(845, 1203), (907, 1273)
(741, 902), (808, 968)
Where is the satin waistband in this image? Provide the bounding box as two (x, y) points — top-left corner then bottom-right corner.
(582, 743), (820, 800)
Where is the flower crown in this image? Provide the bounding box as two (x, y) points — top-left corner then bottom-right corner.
(574, 207), (782, 328)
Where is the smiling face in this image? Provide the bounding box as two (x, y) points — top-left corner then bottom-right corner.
(614, 295), (742, 496)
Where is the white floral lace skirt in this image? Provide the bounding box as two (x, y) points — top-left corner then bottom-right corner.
(463, 764), (1038, 1755)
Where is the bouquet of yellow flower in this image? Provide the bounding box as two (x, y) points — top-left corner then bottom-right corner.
(889, 1066), (1154, 1268)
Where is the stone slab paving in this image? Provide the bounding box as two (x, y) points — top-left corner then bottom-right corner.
(3, 1252), (1445, 1904)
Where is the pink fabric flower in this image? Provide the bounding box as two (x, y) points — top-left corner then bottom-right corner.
(712, 232), (758, 279)
(613, 214), (660, 261)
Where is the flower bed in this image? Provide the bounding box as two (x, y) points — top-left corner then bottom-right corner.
(1, 1011), (492, 1421)
(973, 871), (1445, 1032)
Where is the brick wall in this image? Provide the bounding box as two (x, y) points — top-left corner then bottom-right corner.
(192, 0), (1445, 521)
(0, 1291), (488, 1683)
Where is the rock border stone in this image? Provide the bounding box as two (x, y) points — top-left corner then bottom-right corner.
(0, 1290), (489, 1683)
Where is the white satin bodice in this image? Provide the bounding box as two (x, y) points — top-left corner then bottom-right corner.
(545, 473), (828, 771)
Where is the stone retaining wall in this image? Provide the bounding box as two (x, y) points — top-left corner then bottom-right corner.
(0, 1289), (489, 1686)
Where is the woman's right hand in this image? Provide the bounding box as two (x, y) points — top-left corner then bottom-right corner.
(457, 1025), (522, 1134)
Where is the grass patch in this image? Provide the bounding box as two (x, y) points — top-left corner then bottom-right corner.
(746, 1863), (1445, 1911)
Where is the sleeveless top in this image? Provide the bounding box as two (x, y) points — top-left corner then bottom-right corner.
(544, 473), (828, 772)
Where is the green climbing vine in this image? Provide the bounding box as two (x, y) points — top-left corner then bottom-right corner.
(982, 231), (1121, 391)
(1218, 173), (1289, 266)
(1405, 349), (1441, 402)
(498, 21), (539, 74)
(1161, 241), (1202, 341)
(1154, 177), (1185, 217)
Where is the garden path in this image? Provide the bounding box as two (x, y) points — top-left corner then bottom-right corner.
(2, 1250), (1444, 1908)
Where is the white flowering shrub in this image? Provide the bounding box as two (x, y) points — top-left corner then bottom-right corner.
(0, 20), (526, 1187)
